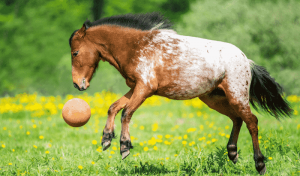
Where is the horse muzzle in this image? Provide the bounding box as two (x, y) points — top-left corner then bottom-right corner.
(73, 78), (89, 91)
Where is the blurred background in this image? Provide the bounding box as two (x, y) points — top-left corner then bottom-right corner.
(0, 0), (299, 97)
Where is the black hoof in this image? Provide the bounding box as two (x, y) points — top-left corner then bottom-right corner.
(120, 140), (133, 160)
(101, 131), (115, 151)
(227, 144), (238, 164)
(255, 154), (266, 175)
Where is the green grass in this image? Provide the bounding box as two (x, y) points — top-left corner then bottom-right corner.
(0, 97), (300, 175)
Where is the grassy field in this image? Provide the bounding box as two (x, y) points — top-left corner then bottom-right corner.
(0, 92), (300, 175)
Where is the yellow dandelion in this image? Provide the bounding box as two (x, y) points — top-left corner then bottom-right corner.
(207, 141), (211, 144)
(109, 156), (112, 158)
(110, 151), (115, 154)
(212, 138), (217, 142)
(3, 127), (7, 130)
(48, 143), (52, 148)
(8, 163), (12, 166)
(225, 134), (230, 138)
(178, 136), (182, 140)
(78, 165), (83, 169)
(139, 142), (144, 146)
(166, 157), (170, 160)
(112, 146), (117, 150)
(91, 161), (95, 165)
(268, 157), (272, 160)
(12, 149), (15, 152)
(19, 125), (23, 129)
(225, 125), (230, 129)
(92, 140), (97, 145)
(144, 147), (149, 151)
(45, 151), (50, 154)
(39, 135), (44, 139)
(139, 126), (144, 130)
(26, 131), (30, 135)
(33, 145), (37, 149)
(183, 134), (188, 139)
(165, 134), (171, 138)
(207, 134), (212, 138)
(153, 146), (158, 151)
(157, 135), (163, 139)
(174, 154), (178, 157)
(182, 141), (187, 145)
(33, 124), (37, 128)
(2, 144), (6, 148)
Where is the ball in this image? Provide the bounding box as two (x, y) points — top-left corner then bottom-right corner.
(62, 98), (91, 127)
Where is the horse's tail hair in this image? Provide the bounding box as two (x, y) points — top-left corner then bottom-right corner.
(249, 63), (293, 119)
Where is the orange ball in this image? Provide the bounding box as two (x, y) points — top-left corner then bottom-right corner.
(62, 98), (91, 127)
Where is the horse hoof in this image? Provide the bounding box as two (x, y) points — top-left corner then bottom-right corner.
(102, 141), (111, 151)
(122, 150), (130, 160)
(232, 153), (238, 164)
(259, 165), (266, 175)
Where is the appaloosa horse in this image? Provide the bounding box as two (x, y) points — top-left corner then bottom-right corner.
(69, 12), (293, 175)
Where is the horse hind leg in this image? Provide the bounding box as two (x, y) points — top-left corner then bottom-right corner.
(199, 93), (243, 164)
(222, 69), (266, 175)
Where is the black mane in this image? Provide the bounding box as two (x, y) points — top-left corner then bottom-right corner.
(69, 12), (173, 46)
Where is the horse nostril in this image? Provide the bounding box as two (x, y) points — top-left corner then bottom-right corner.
(73, 82), (80, 90)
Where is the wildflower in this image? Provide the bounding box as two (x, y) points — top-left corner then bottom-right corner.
(183, 134), (188, 139)
(2, 144), (5, 148)
(19, 125), (23, 129)
(45, 151), (50, 154)
(178, 136), (182, 140)
(212, 138), (217, 142)
(166, 157), (170, 160)
(182, 141), (187, 145)
(112, 146), (117, 150)
(153, 146), (158, 151)
(26, 131), (30, 135)
(3, 127), (7, 130)
(33, 124), (37, 128)
(144, 147), (149, 151)
(187, 128), (196, 133)
(139, 126), (144, 130)
(207, 141), (211, 144)
(39, 135), (44, 139)
(225, 125), (230, 129)
(91, 161), (95, 165)
(109, 156), (112, 158)
(139, 142), (144, 146)
(92, 140), (97, 145)
(110, 151), (115, 154)
(8, 163), (12, 166)
(12, 149), (15, 152)
(207, 134), (212, 138)
(78, 165), (83, 169)
(48, 144), (52, 148)
(259, 136), (262, 139)
(268, 157), (272, 160)
(157, 135), (163, 139)
(225, 134), (230, 138)
(33, 145), (37, 149)
(165, 134), (171, 138)
(174, 154), (178, 157)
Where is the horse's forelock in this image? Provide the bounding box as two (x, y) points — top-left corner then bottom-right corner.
(69, 30), (79, 47)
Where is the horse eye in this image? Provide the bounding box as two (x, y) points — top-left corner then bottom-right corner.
(73, 51), (79, 57)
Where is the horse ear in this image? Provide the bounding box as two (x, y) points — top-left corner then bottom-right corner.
(77, 20), (92, 38)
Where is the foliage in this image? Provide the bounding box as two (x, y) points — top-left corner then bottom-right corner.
(0, 0), (299, 96)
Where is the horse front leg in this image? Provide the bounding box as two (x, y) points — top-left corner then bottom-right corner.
(101, 89), (133, 151)
(119, 83), (152, 159)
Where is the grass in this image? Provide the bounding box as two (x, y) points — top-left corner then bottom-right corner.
(0, 92), (300, 175)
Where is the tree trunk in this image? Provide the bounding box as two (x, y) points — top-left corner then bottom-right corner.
(92, 0), (104, 21)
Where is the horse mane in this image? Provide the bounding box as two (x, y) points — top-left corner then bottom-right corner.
(69, 12), (173, 47)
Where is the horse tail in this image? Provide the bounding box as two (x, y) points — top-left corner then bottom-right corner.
(249, 63), (293, 119)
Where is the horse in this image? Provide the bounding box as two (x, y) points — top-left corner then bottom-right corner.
(69, 12), (293, 175)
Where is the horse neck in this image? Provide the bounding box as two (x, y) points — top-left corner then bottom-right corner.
(87, 26), (151, 76)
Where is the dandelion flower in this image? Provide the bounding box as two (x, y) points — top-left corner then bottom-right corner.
(144, 147), (149, 151)
(268, 157), (272, 160)
(39, 135), (44, 139)
(174, 154), (178, 157)
(33, 145), (37, 149)
(45, 151), (50, 154)
(12, 149), (15, 152)
(33, 124), (37, 128)
(166, 157), (170, 160)
(139, 126), (144, 130)
(112, 146), (117, 150)
(8, 163), (12, 166)
(92, 140), (97, 145)
(182, 141), (187, 145)
(139, 142), (144, 146)
(153, 146), (158, 151)
(26, 131), (30, 135)
(109, 156), (112, 158)
(78, 165), (83, 169)
(165, 134), (171, 138)
(225, 134), (230, 138)
(183, 134), (188, 139)
(2, 144), (5, 148)
(225, 125), (230, 129)
(91, 161), (95, 165)
(3, 127), (7, 130)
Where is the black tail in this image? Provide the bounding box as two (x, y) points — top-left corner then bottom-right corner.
(249, 63), (293, 119)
